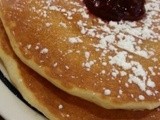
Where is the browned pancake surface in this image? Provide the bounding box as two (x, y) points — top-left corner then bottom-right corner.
(1, 20), (160, 120)
(0, 0), (160, 109)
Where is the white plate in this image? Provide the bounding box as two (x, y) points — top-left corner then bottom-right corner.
(0, 62), (47, 120)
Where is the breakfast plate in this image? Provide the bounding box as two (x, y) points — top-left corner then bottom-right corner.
(0, 0), (159, 119)
(0, 62), (47, 120)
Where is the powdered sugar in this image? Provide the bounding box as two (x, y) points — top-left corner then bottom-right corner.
(9, 0), (160, 101)
(32, 0), (159, 99)
(68, 37), (83, 44)
(104, 89), (111, 96)
(40, 48), (48, 54)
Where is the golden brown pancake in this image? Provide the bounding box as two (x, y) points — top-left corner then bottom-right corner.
(1, 19), (160, 120)
(0, 0), (160, 109)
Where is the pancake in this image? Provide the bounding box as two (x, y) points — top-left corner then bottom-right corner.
(2, 18), (160, 120)
(0, 0), (160, 110)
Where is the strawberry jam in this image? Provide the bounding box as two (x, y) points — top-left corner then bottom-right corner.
(83, 0), (146, 21)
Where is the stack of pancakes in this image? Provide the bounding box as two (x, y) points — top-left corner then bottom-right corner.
(0, 0), (160, 119)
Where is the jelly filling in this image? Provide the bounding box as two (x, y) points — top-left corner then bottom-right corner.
(83, 0), (146, 21)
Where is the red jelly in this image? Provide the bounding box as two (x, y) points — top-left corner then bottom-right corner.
(83, 0), (146, 21)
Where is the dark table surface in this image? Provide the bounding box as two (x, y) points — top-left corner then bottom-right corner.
(0, 116), (4, 120)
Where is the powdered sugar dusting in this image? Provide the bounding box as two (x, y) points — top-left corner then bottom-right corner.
(40, 48), (48, 54)
(7, 0), (160, 102)
(68, 37), (83, 44)
(104, 89), (111, 96)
